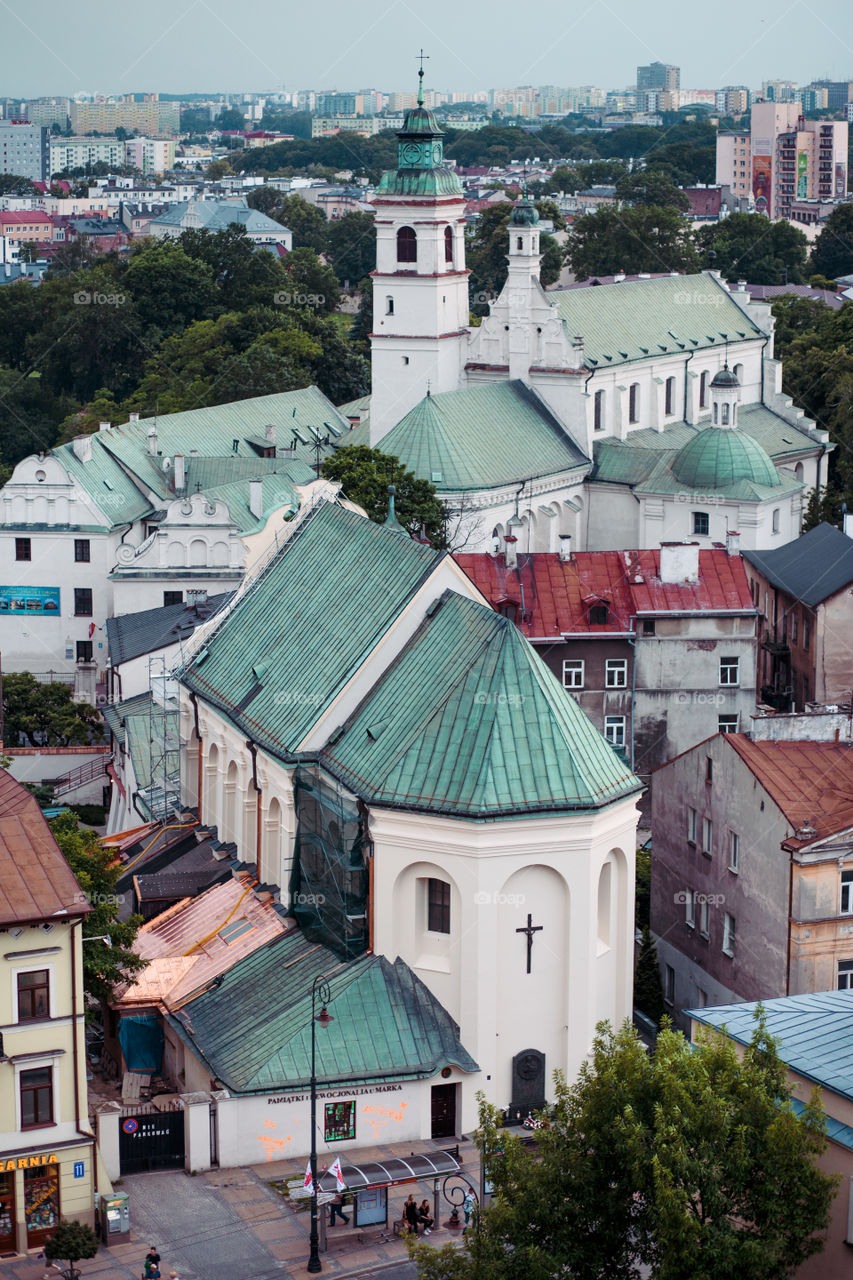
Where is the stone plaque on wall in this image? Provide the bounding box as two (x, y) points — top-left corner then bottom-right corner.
(510, 1048), (545, 1115)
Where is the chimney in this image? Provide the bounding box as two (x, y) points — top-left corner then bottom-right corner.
(613, 271), (626, 283)
(72, 435), (93, 463)
(504, 535), (518, 570)
(186, 588), (208, 608)
(726, 529), (741, 557)
(173, 453), (185, 492)
(558, 534), (572, 562)
(264, 423), (275, 443)
(249, 477), (263, 520)
(129, 411), (140, 424)
(147, 423), (158, 455)
(98, 420), (111, 433)
(843, 513), (853, 540)
(659, 541), (699, 584)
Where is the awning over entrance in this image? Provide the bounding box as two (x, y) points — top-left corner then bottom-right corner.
(317, 1149), (460, 1192)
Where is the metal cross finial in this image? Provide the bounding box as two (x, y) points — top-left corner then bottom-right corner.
(416, 49), (429, 106)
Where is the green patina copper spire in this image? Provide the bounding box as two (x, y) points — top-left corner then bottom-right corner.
(374, 55), (463, 198)
(383, 484), (408, 537)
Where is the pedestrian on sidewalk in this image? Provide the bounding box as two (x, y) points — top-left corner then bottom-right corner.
(329, 1190), (349, 1225)
(462, 1189), (476, 1234)
(404, 1193), (419, 1236)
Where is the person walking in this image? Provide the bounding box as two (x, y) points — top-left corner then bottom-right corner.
(417, 1199), (434, 1235)
(404, 1193), (420, 1236)
(329, 1189), (349, 1226)
(462, 1188), (476, 1234)
(144, 1247), (161, 1279)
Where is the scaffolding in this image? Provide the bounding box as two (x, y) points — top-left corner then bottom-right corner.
(289, 766), (369, 961)
(141, 655), (181, 821)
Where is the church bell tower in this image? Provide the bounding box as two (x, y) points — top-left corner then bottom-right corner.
(369, 63), (469, 445)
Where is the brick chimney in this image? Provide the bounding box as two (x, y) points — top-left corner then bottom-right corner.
(558, 534), (572, 562)
(72, 435), (92, 463)
(659, 541), (699, 584)
(249, 478), (264, 520)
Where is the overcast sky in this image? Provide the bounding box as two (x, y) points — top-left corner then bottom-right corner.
(4, 0), (852, 98)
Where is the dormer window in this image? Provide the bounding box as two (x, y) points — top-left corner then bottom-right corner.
(589, 603), (609, 625)
(496, 598), (520, 623)
(397, 226), (417, 263)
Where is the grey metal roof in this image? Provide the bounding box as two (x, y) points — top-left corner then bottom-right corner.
(742, 522), (853, 606)
(689, 990), (853, 1101)
(106, 592), (234, 666)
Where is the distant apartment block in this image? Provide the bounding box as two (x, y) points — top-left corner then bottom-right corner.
(50, 137), (126, 174)
(22, 96), (71, 129)
(123, 137), (176, 172)
(0, 120), (48, 182)
(716, 102), (848, 219)
(69, 97), (180, 136)
(637, 61), (680, 91)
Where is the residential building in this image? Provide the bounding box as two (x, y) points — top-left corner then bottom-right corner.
(122, 137), (176, 173)
(146, 197), (292, 247)
(20, 97), (71, 130)
(0, 120), (48, 183)
(0, 211), (53, 246)
(456, 540), (756, 804)
(742, 521), (853, 711)
(69, 98), (180, 137)
(0, 770), (96, 1253)
(49, 137), (126, 175)
(637, 62), (680, 92)
(651, 732), (853, 1031)
(691, 992), (853, 1280)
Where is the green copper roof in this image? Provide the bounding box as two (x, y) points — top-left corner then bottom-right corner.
(346, 381), (589, 492)
(672, 426), (780, 489)
(510, 197), (539, 226)
(57, 437), (154, 529)
(167, 929), (478, 1093)
(375, 166), (464, 198)
(552, 272), (764, 368)
(382, 484), (408, 537)
(180, 501), (441, 760)
(374, 93), (464, 199)
(321, 590), (641, 817)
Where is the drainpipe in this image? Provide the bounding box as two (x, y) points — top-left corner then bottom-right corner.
(682, 349), (694, 421)
(189, 691), (203, 816)
(758, 332), (770, 406)
(786, 850), (794, 995)
(70, 917), (98, 1192)
(246, 738), (262, 882)
(627, 616), (638, 772)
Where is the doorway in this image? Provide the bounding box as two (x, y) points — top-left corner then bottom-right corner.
(431, 1083), (457, 1138)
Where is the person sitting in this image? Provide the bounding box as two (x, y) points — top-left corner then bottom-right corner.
(417, 1199), (434, 1235)
(404, 1194), (420, 1235)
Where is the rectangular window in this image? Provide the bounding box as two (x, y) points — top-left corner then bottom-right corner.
(604, 716), (625, 748)
(699, 897), (710, 938)
(73, 539), (90, 563)
(73, 587), (93, 616)
(841, 869), (853, 915)
(687, 806), (697, 843)
(324, 1100), (355, 1142)
(20, 1067), (53, 1128)
(772, 508), (780, 533)
(729, 831), (740, 873)
(718, 715), (738, 734)
(629, 383), (639, 423)
(665, 376), (675, 416)
(719, 656), (739, 686)
(803, 614), (811, 652)
(76, 640), (93, 662)
(693, 511), (710, 536)
(163, 591), (183, 607)
(562, 659), (584, 689)
(685, 888), (694, 928)
(594, 388), (604, 431)
(17, 970), (49, 1020)
(15, 537), (31, 561)
(605, 658), (627, 688)
(427, 879), (451, 934)
(664, 964), (675, 1003)
(722, 913), (736, 956)
(702, 817), (713, 857)
(642, 618), (655, 636)
(791, 612), (798, 645)
(706, 756), (713, 784)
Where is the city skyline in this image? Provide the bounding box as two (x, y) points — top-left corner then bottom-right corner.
(2, 0), (852, 99)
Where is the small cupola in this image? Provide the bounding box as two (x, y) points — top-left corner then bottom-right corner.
(710, 363), (740, 428)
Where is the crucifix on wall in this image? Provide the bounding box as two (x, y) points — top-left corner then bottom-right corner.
(516, 913), (543, 974)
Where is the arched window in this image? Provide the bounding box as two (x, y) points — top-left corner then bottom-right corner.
(629, 383), (639, 424)
(700, 371), (709, 408)
(516, 236), (523, 250)
(386, 295), (394, 315)
(397, 226), (416, 263)
(444, 225), (453, 264)
(733, 362), (744, 384)
(795, 462), (804, 481)
(594, 389), (605, 432)
(713, 402), (719, 424)
(721, 403), (730, 425)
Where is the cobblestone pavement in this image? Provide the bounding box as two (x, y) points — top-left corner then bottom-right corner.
(0, 1138), (477, 1280)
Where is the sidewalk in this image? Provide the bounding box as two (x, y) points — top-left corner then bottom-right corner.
(0, 1137), (479, 1280)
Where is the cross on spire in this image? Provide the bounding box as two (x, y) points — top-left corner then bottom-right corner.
(415, 49), (429, 106)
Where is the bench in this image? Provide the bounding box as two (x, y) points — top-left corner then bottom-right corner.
(393, 1217), (420, 1237)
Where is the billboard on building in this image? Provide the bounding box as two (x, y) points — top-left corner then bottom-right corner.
(797, 150), (808, 197)
(752, 151), (772, 214)
(0, 586), (60, 615)
(837, 164), (846, 196)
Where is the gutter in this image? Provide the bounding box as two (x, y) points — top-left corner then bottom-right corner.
(627, 616), (638, 773)
(70, 918), (98, 1189)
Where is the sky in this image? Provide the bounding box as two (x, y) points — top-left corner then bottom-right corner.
(3, 0), (852, 98)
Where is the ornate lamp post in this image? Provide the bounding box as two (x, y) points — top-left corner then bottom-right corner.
(308, 975), (334, 1273)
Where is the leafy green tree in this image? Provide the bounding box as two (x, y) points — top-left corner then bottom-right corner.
(0, 173), (37, 196)
(322, 445), (445, 544)
(266, 193), (329, 254)
(245, 184), (280, 214)
(349, 276), (373, 354)
(326, 211), (377, 288)
(567, 206), (700, 280)
(216, 107), (246, 131)
(124, 239), (217, 338)
(43, 1218), (99, 1277)
(696, 214), (809, 284)
(416, 1014), (838, 1280)
(633, 925), (664, 1025)
(542, 165), (582, 195)
(0, 364), (69, 466)
(577, 159), (628, 186)
(810, 203), (853, 280)
(49, 812), (145, 1005)
(280, 246), (341, 313)
(2, 673), (103, 747)
(616, 170), (689, 211)
(177, 224), (285, 311)
(205, 158), (232, 180)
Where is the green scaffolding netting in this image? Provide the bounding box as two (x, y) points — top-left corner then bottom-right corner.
(289, 766), (369, 961)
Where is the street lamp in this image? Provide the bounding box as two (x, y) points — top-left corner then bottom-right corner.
(308, 974), (334, 1273)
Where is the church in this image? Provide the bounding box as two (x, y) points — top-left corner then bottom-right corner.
(341, 70), (830, 554)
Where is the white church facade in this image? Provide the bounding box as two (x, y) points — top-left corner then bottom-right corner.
(344, 87), (830, 555)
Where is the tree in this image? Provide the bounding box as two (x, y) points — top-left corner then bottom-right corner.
(567, 206), (700, 280)
(810, 204), (853, 280)
(2, 673), (103, 747)
(615, 170), (689, 211)
(280, 245), (341, 313)
(325, 211), (377, 288)
(696, 214), (809, 285)
(216, 107), (246, 131)
(266, 193), (329, 255)
(49, 812), (145, 1004)
(43, 1218), (99, 1278)
(633, 925), (664, 1025)
(322, 445), (446, 544)
(0, 173), (36, 196)
(124, 239), (217, 339)
(417, 1014), (838, 1280)
(205, 158), (232, 181)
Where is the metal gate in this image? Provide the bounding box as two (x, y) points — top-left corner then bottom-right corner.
(119, 1108), (185, 1174)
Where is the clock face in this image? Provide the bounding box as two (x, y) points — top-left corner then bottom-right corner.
(401, 142), (422, 165)
(431, 142), (443, 165)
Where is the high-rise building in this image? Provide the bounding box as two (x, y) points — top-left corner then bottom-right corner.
(69, 97), (180, 137)
(0, 120), (48, 182)
(811, 80), (853, 111)
(22, 97), (71, 129)
(637, 62), (680, 92)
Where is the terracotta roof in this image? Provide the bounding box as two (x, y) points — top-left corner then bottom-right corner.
(0, 770), (90, 925)
(0, 211), (52, 224)
(725, 736), (853, 846)
(454, 548), (754, 640)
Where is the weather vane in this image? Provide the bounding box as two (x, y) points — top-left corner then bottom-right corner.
(416, 49), (429, 106)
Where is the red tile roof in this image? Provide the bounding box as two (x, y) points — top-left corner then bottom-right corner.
(0, 211), (52, 225)
(0, 770), (90, 925)
(725, 736), (853, 846)
(454, 549), (754, 640)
